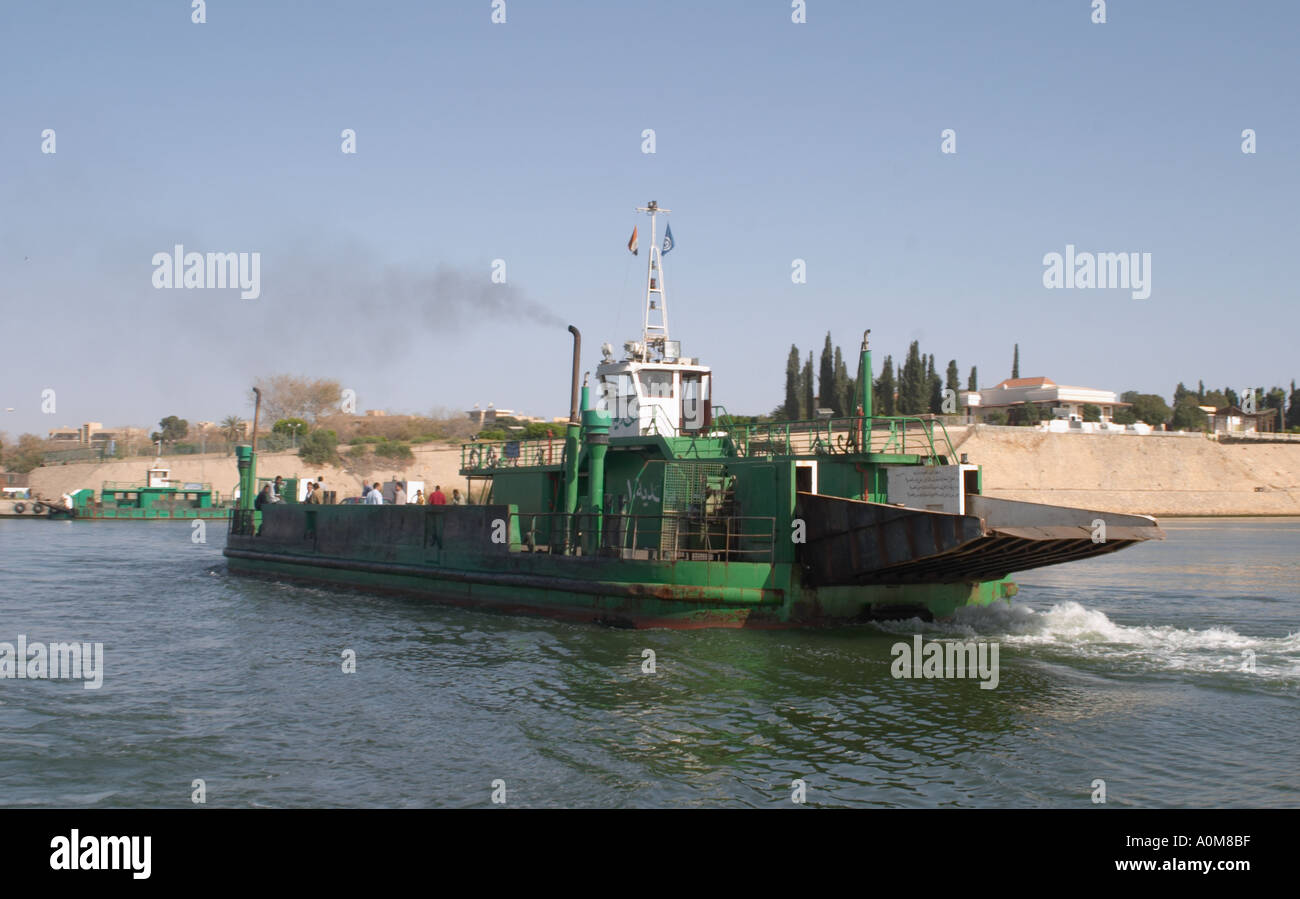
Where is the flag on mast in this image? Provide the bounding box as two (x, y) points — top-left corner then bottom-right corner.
(662, 224), (674, 255)
(627, 226), (639, 255)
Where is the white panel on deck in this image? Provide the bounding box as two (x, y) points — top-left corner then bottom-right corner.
(884, 464), (978, 515)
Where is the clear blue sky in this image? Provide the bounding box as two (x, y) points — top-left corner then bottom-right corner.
(2, 0), (1296, 436)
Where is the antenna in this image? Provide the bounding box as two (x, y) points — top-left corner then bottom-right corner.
(634, 200), (671, 362)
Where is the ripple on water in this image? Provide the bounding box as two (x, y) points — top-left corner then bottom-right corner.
(0, 518), (1296, 806)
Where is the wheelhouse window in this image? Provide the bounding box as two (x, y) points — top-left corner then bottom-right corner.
(639, 370), (674, 398)
(600, 373), (638, 420)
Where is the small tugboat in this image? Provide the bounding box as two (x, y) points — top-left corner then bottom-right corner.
(69, 465), (231, 520)
(224, 202), (1163, 627)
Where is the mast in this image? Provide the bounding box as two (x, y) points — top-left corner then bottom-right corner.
(635, 200), (670, 361)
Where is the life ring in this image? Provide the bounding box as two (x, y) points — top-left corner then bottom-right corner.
(13, 502), (25, 514)
(31, 503), (45, 514)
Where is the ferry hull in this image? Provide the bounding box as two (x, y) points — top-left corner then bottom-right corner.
(223, 504), (1015, 628)
(72, 507), (231, 521)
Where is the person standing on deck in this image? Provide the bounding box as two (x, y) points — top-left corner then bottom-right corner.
(394, 482), (407, 505)
(364, 482), (384, 504)
(430, 485), (447, 505)
(271, 476), (285, 502)
(304, 482), (321, 504)
(451, 489), (465, 505)
(414, 489), (425, 505)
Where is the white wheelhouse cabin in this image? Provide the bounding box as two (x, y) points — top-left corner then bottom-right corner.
(595, 356), (713, 438)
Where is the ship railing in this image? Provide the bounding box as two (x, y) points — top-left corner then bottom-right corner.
(511, 511), (776, 563)
(461, 437), (567, 472)
(728, 415), (955, 460)
(102, 480), (213, 491)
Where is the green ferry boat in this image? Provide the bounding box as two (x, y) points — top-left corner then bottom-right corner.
(69, 465), (231, 520)
(224, 202), (1163, 628)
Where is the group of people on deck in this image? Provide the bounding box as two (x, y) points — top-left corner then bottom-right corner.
(360, 482), (465, 506)
(256, 475), (333, 509)
(254, 476), (466, 508)
(254, 475), (286, 511)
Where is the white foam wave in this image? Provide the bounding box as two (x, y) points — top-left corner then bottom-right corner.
(873, 601), (1300, 681)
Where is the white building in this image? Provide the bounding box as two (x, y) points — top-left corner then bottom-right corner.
(965, 377), (1125, 423)
(1204, 405), (1278, 435)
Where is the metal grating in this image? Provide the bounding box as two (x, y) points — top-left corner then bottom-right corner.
(660, 462), (726, 556)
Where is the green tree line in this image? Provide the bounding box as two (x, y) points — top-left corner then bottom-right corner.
(772, 337), (1300, 432)
(777, 334), (975, 420)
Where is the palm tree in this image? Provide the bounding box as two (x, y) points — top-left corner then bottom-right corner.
(220, 415), (244, 443)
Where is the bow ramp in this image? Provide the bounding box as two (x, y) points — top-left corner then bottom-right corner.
(795, 492), (1164, 585)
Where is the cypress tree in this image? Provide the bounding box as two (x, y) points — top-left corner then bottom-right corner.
(945, 360), (960, 414)
(783, 345), (801, 421)
(927, 355), (942, 414)
(818, 333), (835, 415)
(900, 341), (924, 414)
(833, 346), (851, 416)
(802, 351), (814, 419)
(967, 366), (978, 391)
(876, 355), (896, 415)
(1011, 344), (1020, 379)
(832, 345), (843, 415)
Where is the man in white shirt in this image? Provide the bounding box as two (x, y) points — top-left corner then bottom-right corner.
(364, 482), (384, 504)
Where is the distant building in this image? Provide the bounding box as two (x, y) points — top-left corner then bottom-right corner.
(965, 377), (1126, 423)
(1205, 405), (1278, 434)
(364, 409), (388, 417)
(468, 403), (505, 426)
(467, 403), (552, 427)
(46, 421), (117, 446)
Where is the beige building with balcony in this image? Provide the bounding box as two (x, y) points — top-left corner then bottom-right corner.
(965, 377), (1126, 423)
(47, 421), (118, 446)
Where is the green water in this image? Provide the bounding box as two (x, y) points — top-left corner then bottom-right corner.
(0, 517), (1295, 807)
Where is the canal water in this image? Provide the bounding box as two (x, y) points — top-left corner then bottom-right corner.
(0, 517), (1295, 807)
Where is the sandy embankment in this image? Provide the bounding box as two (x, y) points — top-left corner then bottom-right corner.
(25, 428), (1300, 516)
(950, 425), (1300, 517)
